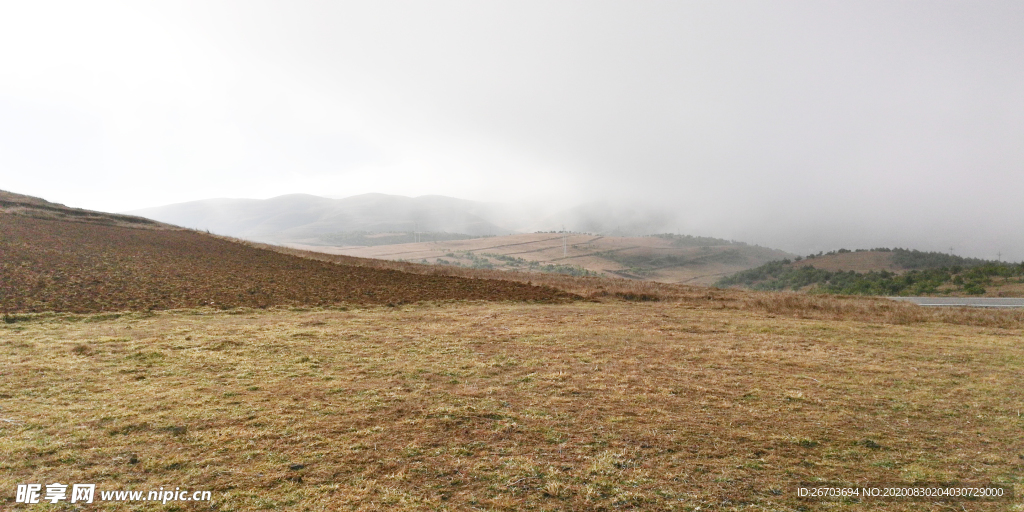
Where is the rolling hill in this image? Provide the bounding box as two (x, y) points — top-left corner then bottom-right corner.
(0, 190), (571, 314)
(126, 193), (793, 285)
(717, 248), (1024, 297)
(125, 193), (523, 242)
(288, 232), (793, 286)
(125, 194), (687, 245)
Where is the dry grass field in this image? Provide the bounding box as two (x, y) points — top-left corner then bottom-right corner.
(4, 190), (1024, 510)
(2, 297), (1023, 511)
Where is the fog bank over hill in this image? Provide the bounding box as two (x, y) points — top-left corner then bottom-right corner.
(128, 192), (1023, 263)
(125, 192), (1015, 264)
(130, 194), (513, 242)
(127, 193), (687, 245)
(5, 3), (1022, 261)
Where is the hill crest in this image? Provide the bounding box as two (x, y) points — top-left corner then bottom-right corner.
(0, 189), (171, 229)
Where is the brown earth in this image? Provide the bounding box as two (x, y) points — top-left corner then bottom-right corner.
(0, 213), (572, 314)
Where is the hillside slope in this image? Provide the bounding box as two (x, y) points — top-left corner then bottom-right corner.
(0, 192), (571, 314)
(718, 249), (1024, 297)
(291, 233), (792, 285)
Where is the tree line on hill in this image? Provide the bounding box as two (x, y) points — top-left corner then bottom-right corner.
(717, 248), (1024, 296)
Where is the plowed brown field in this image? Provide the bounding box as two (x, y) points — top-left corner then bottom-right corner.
(0, 214), (571, 313)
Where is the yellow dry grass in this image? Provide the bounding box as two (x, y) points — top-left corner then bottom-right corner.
(2, 298), (1022, 511)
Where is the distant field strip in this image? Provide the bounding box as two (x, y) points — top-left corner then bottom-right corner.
(677, 270), (737, 284)
(462, 235), (568, 252)
(349, 236), (568, 258)
(888, 297), (1024, 308)
(546, 245), (641, 262)
(496, 237), (608, 257)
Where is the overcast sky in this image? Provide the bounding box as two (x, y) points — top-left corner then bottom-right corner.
(1, 1), (1022, 259)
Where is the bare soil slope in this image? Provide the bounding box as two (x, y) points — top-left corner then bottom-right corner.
(0, 198), (571, 313)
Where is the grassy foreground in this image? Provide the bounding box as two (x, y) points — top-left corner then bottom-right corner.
(2, 300), (1023, 511)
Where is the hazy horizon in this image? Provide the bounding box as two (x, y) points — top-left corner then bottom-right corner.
(2, 1), (1022, 260)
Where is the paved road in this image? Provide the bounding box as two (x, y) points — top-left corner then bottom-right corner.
(887, 297), (1024, 308)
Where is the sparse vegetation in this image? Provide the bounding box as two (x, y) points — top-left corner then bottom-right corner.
(434, 251), (599, 277)
(481, 253), (599, 277)
(599, 248), (747, 275)
(448, 251), (496, 269)
(650, 233), (746, 247)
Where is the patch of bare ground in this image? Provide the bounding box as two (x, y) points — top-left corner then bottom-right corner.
(1, 301), (1021, 510)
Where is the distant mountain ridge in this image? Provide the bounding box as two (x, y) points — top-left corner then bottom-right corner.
(126, 193), (686, 245)
(127, 193), (516, 243)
